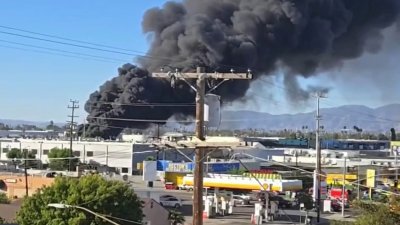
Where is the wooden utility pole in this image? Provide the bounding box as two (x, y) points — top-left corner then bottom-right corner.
(152, 66), (251, 225)
(67, 100), (79, 171)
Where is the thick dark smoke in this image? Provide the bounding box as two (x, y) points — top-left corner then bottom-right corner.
(85, 0), (400, 138)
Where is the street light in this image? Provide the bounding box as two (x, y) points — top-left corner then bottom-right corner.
(47, 203), (121, 225)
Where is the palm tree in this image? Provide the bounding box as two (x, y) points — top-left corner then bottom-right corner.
(168, 210), (185, 225)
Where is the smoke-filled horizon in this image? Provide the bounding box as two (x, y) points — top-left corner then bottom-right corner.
(85, 0), (400, 138)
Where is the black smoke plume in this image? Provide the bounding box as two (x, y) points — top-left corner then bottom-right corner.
(85, 0), (400, 138)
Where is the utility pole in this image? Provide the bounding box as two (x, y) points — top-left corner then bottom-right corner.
(314, 92), (326, 223)
(152, 66), (251, 225)
(67, 100), (79, 171)
(24, 149), (28, 197)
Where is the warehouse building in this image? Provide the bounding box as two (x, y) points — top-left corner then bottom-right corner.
(0, 139), (196, 175)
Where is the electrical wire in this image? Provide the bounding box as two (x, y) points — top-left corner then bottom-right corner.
(87, 116), (191, 123)
(0, 30), (140, 56)
(0, 44), (119, 63)
(100, 214), (142, 225)
(0, 24), (148, 55)
(86, 101), (196, 107)
(0, 25), (252, 71)
(0, 39), (127, 62)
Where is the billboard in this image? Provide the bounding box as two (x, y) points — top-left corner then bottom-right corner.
(366, 169), (376, 188)
(206, 162), (240, 173)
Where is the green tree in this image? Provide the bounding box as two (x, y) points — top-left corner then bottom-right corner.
(145, 156), (155, 161)
(6, 148), (23, 159)
(168, 210), (185, 225)
(48, 148), (79, 171)
(391, 128), (397, 141)
(47, 120), (55, 130)
(332, 197), (400, 225)
(296, 193), (313, 210)
(16, 174), (143, 225)
(378, 133), (389, 140)
(6, 148), (37, 168)
(0, 217), (5, 224)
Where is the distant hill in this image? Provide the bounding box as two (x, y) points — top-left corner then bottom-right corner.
(220, 104), (400, 132)
(0, 104), (398, 132)
(0, 119), (64, 129)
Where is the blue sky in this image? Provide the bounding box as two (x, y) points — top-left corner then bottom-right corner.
(0, 1), (399, 123)
(0, 0), (166, 122)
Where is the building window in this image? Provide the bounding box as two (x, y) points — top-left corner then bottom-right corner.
(73, 151), (81, 157)
(2, 148), (8, 153)
(86, 151), (94, 157)
(31, 149), (38, 154)
(43, 150), (49, 155)
(121, 167), (129, 173)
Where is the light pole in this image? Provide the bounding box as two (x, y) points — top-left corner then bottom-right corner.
(206, 156), (210, 174)
(395, 148), (398, 184)
(314, 92), (326, 223)
(357, 162), (360, 200)
(48, 203), (120, 225)
(342, 157), (346, 217)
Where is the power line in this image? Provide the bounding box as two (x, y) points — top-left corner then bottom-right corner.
(0, 25), (254, 71)
(0, 44), (120, 63)
(87, 116), (189, 123)
(0, 30), (137, 56)
(0, 39), (127, 62)
(0, 24), (148, 55)
(86, 101), (196, 107)
(0, 30), (179, 63)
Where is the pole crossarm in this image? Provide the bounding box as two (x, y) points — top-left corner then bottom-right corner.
(152, 72), (252, 80)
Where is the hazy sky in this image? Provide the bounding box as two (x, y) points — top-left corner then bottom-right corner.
(0, 0), (399, 123)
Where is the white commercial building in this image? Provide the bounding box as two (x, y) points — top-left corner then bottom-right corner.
(0, 139), (135, 174)
(0, 138), (198, 175)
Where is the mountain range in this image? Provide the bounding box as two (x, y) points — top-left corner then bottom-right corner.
(220, 104), (400, 132)
(0, 104), (399, 132)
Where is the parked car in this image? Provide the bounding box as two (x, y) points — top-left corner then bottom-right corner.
(232, 195), (251, 206)
(159, 196), (182, 208)
(235, 193), (252, 201)
(330, 200), (341, 212)
(160, 195), (175, 200)
(270, 196), (292, 209)
(178, 184), (193, 191)
(256, 192), (267, 202)
(164, 182), (177, 190)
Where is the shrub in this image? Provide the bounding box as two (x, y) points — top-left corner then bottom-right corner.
(0, 192), (10, 204)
